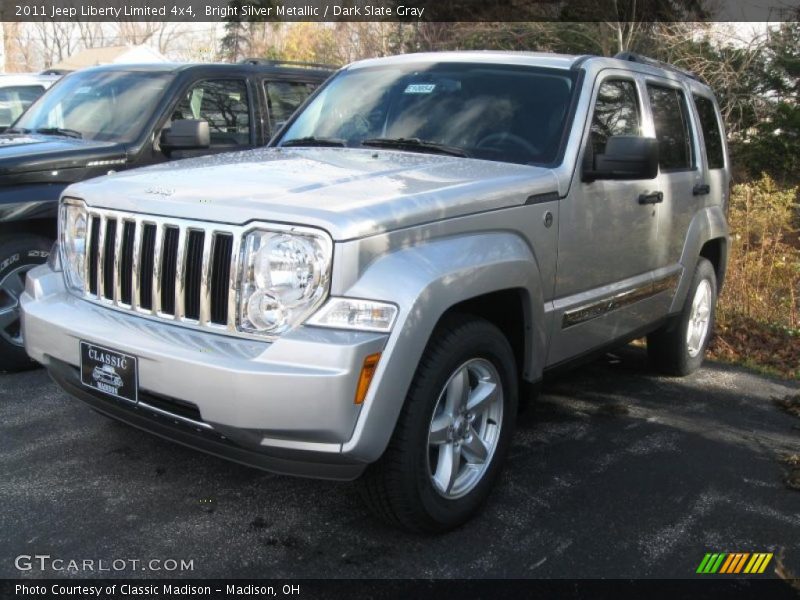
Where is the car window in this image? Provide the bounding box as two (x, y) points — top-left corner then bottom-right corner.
(15, 71), (173, 142)
(0, 85), (44, 128)
(589, 79), (641, 156)
(173, 79), (251, 147)
(264, 80), (318, 132)
(693, 94), (724, 169)
(279, 63), (579, 166)
(647, 84), (694, 171)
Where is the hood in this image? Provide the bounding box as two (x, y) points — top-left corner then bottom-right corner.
(0, 133), (124, 182)
(69, 147), (559, 240)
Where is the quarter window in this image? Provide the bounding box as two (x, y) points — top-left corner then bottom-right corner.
(647, 85), (694, 171)
(173, 79), (251, 146)
(693, 95), (724, 169)
(590, 79), (641, 156)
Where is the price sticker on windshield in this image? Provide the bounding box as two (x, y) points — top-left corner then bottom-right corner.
(404, 84), (436, 94)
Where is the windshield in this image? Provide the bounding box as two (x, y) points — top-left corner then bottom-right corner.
(14, 70), (174, 142)
(277, 62), (578, 165)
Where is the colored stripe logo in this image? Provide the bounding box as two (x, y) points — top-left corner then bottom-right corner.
(696, 552), (773, 574)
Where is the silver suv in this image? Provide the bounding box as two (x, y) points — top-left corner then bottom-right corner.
(21, 51), (729, 532)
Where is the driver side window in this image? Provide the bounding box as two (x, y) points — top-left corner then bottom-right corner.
(590, 79), (641, 156)
(173, 79), (252, 147)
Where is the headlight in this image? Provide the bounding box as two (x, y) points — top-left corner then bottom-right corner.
(307, 298), (397, 333)
(59, 200), (87, 292)
(238, 229), (332, 336)
(46, 241), (62, 272)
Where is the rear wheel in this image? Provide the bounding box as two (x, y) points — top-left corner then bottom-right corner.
(648, 257), (717, 376)
(358, 314), (518, 532)
(0, 234), (52, 372)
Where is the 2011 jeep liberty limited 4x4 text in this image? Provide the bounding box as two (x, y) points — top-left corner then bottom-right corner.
(22, 51), (730, 532)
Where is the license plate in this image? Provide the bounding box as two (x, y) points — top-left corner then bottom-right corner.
(80, 342), (138, 403)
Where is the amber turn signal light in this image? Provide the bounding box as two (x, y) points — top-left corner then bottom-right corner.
(355, 353), (381, 404)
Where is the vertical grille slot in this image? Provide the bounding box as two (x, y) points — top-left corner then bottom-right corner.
(88, 217), (101, 295)
(183, 230), (205, 320)
(138, 224), (156, 310)
(120, 221), (135, 305)
(210, 234), (233, 325)
(160, 227), (180, 315)
(79, 210), (242, 333)
(102, 219), (117, 299)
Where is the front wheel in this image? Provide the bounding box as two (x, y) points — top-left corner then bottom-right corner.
(0, 233), (52, 372)
(358, 314), (518, 532)
(648, 257), (717, 376)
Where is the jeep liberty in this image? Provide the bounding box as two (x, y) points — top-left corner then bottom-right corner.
(22, 51), (729, 532)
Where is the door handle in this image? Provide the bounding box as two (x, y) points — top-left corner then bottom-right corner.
(693, 183), (711, 196)
(638, 191), (664, 205)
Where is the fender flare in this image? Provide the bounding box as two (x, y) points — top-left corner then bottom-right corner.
(670, 205), (729, 314)
(339, 230), (545, 462)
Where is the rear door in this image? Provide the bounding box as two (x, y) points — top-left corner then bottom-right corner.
(644, 79), (705, 276)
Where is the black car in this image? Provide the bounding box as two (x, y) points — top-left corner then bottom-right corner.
(0, 60), (332, 370)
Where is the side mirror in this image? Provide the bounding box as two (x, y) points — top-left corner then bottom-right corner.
(161, 119), (210, 151)
(584, 135), (658, 181)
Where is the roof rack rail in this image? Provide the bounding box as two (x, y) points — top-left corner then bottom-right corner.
(613, 51), (705, 84)
(239, 58), (338, 71)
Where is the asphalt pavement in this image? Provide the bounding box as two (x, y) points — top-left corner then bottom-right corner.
(1, 346), (798, 580)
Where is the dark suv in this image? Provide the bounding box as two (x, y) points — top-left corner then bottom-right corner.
(0, 60), (332, 369)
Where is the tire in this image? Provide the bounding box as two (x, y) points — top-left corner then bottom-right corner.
(0, 233), (52, 372)
(358, 313), (518, 533)
(647, 257), (717, 376)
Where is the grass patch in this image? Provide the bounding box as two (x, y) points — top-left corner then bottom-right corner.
(707, 175), (799, 379)
(708, 314), (800, 380)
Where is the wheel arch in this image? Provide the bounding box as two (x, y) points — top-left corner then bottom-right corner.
(340, 231), (546, 463)
(670, 205), (729, 314)
(439, 288), (532, 386)
(699, 236), (728, 294)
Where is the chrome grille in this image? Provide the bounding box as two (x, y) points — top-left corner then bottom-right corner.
(82, 208), (240, 332)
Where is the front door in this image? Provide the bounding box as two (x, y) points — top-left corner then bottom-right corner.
(548, 72), (662, 365)
(165, 78), (256, 160)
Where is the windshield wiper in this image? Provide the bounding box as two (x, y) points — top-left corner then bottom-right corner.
(4, 127), (31, 134)
(361, 137), (470, 158)
(281, 136), (345, 148)
(33, 127), (83, 139)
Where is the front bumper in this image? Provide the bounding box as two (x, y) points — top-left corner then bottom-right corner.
(21, 265), (388, 480)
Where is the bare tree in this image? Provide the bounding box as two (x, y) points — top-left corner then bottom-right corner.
(651, 22), (767, 137)
(75, 22), (106, 50)
(30, 21), (80, 68)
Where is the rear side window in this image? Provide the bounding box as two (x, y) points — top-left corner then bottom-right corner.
(264, 80), (318, 132)
(590, 79), (641, 156)
(693, 95), (724, 169)
(647, 84), (694, 171)
(173, 79), (251, 147)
